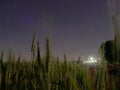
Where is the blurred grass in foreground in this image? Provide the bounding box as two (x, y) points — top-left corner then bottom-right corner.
(0, 36), (119, 90)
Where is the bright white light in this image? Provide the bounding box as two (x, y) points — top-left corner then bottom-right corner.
(89, 56), (94, 61)
(83, 56), (97, 64)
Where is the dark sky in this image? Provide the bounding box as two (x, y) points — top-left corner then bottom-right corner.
(0, 0), (114, 59)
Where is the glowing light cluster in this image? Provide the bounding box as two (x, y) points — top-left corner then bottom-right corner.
(83, 56), (97, 64)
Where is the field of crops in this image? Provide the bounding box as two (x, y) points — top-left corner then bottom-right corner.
(0, 36), (119, 90)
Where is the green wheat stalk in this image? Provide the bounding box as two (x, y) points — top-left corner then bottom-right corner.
(31, 32), (36, 61)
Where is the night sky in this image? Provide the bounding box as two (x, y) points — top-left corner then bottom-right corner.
(0, 0), (114, 59)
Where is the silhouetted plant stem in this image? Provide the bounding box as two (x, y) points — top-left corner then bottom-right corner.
(37, 41), (42, 66)
(31, 32), (36, 61)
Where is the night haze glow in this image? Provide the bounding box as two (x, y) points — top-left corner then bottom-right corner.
(0, 0), (114, 59)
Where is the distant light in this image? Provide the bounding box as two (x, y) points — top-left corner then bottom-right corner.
(89, 56), (94, 61)
(83, 56), (97, 64)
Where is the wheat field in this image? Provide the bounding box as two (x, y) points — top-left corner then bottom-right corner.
(0, 35), (119, 90)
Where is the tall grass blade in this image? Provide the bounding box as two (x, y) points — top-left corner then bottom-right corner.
(37, 41), (42, 66)
(31, 32), (37, 61)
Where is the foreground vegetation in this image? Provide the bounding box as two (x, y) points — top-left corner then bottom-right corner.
(0, 35), (119, 90)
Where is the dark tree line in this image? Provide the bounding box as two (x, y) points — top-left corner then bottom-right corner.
(99, 39), (118, 64)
